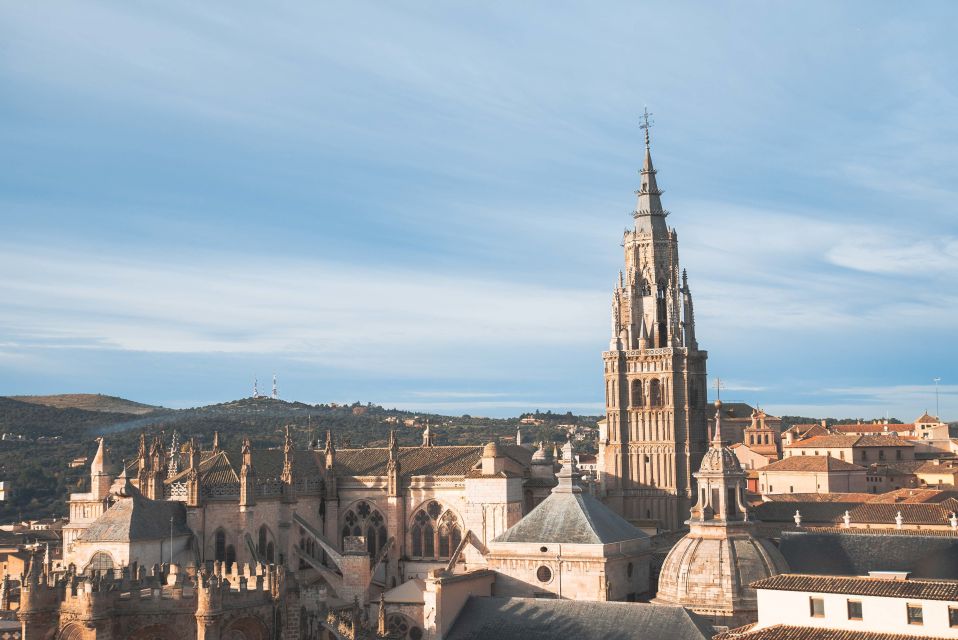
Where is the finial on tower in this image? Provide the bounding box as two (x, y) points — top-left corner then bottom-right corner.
(640, 107), (654, 150)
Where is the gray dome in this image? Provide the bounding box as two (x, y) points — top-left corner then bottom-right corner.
(655, 527), (788, 626)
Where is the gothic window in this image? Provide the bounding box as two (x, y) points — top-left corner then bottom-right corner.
(631, 380), (644, 407)
(266, 541), (275, 564)
(85, 551), (113, 575)
(409, 501), (462, 561)
(341, 500), (388, 557)
(225, 545), (236, 572)
(214, 529), (227, 562)
(648, 379), (662, 407)
(386, 614), (424, 640)
(258, 525), (269, 558)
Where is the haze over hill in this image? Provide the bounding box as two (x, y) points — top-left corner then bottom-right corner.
(9, 394), (160, 415)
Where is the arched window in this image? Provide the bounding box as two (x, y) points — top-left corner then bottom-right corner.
(85, 551), (113, 576)
(266, 541), (275, 564)
(214, 529), (227, 562)
(409, 501), (462, 561)
(258, 525), (269, 557)
(648, 379), (662, 407)
(225, 545), (236, 572)
(340, 500), (388, 557)
(631, 380), (644, 407)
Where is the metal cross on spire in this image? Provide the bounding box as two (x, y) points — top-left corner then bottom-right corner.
(713, 377), (725, 401)
(640, 107), (654, 149)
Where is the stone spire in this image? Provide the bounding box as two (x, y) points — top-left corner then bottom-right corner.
(90, 437), (113, 500)
(167, 431), (180, 478)
(240, 437), (255, 508)
(554, 440), (582, 494)
(377, 593), (387, 636)
(281, 426), (294, 485)
(387, 430), (400, 497)
(212, 431), (220, 453)
(111, 460), (135, 497)
(422, 421), (434, 447)
(633, 108), (669, 236)
(324, 429), (336, 470)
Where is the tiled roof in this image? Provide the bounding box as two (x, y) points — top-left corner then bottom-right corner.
(446, 596), (713, 640)
(784, 424), (828, 438)
(752, 499), (958, 526)
(848, 501), (958, 525)
(832, 423), (913, 434)
(715, 624), (954, 640)
(77, 492), (191, 543)
(493, 490), (646, 545)
(334, 446), (482, 477)
(751, 501), (856, 524)
(779, 530), (958, 578)
(868, 488), (958, 504)
(761, 456), (864, 473)
(763, 493), (875, 503)
(751, 573), (958, 601)
(786, 435), (914, 449)
(916, 412), (940, 424)
(866, 461), (924, 476)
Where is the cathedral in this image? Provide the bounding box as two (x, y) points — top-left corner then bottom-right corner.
(7, 121), (793, 640)
(22, 422), (655, 640)
(599, 113), (711, 531)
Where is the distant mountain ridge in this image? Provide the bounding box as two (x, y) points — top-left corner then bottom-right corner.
(8, 394), (160, 415)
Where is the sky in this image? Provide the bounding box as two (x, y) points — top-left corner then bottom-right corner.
(1, 2), (956, 419)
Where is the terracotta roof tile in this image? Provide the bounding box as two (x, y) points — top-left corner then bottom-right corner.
(751, 573), (958, 601)
(761, 456), (865, 473)
(787, 434), (914, 449)
(715, 624), (954, 640)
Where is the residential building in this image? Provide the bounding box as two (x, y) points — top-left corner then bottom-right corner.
(758, 456), (867, 495)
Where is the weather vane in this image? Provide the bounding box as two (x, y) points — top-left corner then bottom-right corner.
(640, 107), (654, 148)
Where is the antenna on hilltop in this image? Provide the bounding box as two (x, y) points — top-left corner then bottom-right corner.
(272, 374), (279, 400)
(252, 376), (259, 399)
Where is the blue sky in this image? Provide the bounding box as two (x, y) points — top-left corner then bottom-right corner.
(1, 2), (956, 419)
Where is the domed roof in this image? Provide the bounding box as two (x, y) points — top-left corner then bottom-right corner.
(531, 442), (551, 463)
(482, 442), (500, 458)
(654, 529), (789, 626)
(698, 445), (743, 475)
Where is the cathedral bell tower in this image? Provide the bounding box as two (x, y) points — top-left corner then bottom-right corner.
(600, 111), (709, 531)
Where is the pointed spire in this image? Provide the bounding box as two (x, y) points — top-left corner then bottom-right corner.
(167, 431), (180, 478)
(92, 437), (108, 475)
(553, 439), (582, 494)
(712, 399), (724, 447)
(516, 426), (522, 447)
(212, 431), (220, 453)
(422, 421), (433, 447)
(633, 107), (669, 235)
(324, 429), (335, 469)
(378, 593), (387, 635)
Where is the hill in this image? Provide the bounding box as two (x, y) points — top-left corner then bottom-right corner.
(8, 394), (160, 415)
(0, 395), (600, 522)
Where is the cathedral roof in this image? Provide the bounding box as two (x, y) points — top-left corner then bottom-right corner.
(492, 490), (646, 545)
(77, 491), (190, 543)
(333, 444), (532, 478)
(446, 596), (713, 640)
